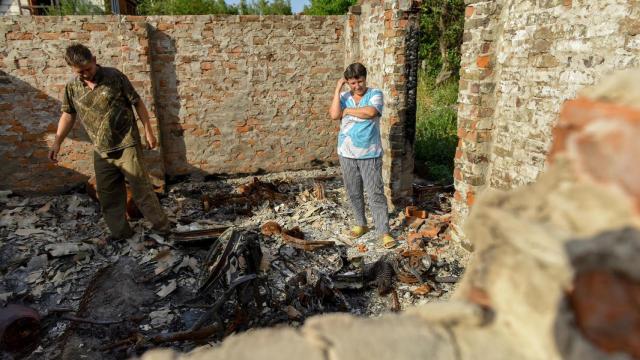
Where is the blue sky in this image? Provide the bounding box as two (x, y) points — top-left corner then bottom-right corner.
(290, 0), (311, 13)
(226, 0), (311, 14)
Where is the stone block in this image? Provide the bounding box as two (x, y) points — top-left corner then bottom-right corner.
(532, 54), (559, 68)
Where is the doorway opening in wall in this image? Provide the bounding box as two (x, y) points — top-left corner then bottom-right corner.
(413, 0), (465, 187)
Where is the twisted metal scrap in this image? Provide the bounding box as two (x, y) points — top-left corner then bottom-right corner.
(363, 255), (395, 295)
(389, 250), (433, 285)
(260, 221), (334, 251)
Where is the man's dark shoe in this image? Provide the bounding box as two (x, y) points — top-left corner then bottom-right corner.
(98, 231), (134, 247)
(150, 223), (173, 236)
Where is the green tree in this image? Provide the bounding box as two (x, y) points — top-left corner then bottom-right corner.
(265, 0), (292, 15)
(414, 0), (465, 184)
(240, 0), (292, 15)
(137, 0), (291, 15)
(44, 0), (104, 15)
(419, 0), (465, 83)
(239, 0), (250, 14)
(137, 0), (238, 15)
(302, 0), (356, 15)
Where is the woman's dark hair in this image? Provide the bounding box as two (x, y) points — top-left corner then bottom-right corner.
(344, 63), (367, 80)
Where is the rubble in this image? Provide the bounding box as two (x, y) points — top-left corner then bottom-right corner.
(136, 70), (640, 360)
(170, 227), (229, 244)
(0, 167), (459, 358)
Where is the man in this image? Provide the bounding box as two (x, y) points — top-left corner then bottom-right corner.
(329, 63), (397, 249)
(49, 44), (170, 240)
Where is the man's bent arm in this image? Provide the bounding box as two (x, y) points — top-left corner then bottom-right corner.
(49, 112), (76, 161)
(344, 106), (379, 119)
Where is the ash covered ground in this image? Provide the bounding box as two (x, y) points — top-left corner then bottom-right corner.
(0, 167), (467, 359)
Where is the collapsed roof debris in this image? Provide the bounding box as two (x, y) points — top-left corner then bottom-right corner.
(0, 168), (463, 358)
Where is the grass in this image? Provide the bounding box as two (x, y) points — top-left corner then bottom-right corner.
(414, 71), (459, 184)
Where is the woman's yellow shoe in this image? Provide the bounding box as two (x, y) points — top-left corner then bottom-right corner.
(349, 225), (369, 239)
(381, 233), (397, 249)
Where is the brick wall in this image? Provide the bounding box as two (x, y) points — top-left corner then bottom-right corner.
(0, 15), (162, 193)
(0, 1), (419, 200)
(452, 0), (640, 245)
(147, 15), (345, 177)
(0, 15), (342, 192)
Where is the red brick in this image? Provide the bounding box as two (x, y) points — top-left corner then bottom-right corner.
(476, 55), (491, 69)
(454, 168), (462, 181)
(419, 223), (443, 238)
(310, 66), (330, 74)
(465, 6), (475, 18)
(6, 32), (34, 40)
(156, 23), (173, 31)
(239, 15), (260, 22)
(236, 125), (251, 133)
(466, 191), (475, 206)
(81, 23), (108, 31)
(223, 62), (237, 69)
(39, 32), (60, 40)
(404, 206), (426, 219)
(570, 270), (640, 358)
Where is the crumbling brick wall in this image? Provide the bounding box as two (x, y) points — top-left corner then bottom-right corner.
(146, 15), (345, 177)
(0, 16), (162, 193)
(452, 0), (640, 244)
(0, 15), (341, 192)
(0, 1), (419, 204)
(138, 69), (640, 360)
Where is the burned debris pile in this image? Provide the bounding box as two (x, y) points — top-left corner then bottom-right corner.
(0, 168), (463, 358)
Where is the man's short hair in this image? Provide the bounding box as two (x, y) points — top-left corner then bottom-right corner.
(344, 63), (367, 80)
(64, 44), (93, 66)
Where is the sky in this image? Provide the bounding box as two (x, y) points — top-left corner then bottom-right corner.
(226, 0), (311, 14)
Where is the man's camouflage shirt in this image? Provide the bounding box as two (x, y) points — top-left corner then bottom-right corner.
(62, 66), (142, 153)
